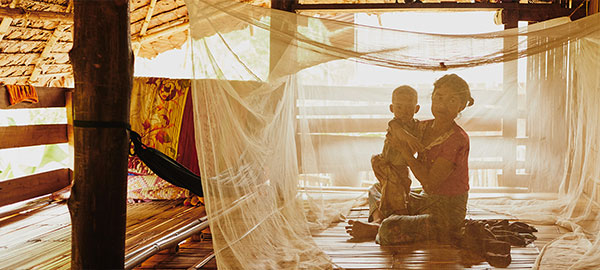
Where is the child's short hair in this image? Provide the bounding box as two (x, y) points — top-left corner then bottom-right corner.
(392, 85), (418, 102)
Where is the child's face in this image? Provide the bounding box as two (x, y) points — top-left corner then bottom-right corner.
(390, 93), (419, 122)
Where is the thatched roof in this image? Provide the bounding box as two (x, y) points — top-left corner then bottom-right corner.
(0, 0), (273, 87)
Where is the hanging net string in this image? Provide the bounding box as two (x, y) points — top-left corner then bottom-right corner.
(187, 0), (599, 72)
(184, 0), (600, 268)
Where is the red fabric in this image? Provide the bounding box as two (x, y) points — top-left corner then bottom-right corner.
(176, 89), (201, 176)
(419, 121), (470, 196)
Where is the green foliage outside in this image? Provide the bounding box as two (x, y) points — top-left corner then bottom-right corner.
(0, 108), (69, 181)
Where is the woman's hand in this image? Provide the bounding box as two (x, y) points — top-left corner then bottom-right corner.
(388, 121), (423, 153)
(398, 146), (416, 162)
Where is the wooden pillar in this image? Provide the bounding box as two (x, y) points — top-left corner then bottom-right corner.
(591, 0), (599, 14)
(270, 1), (302, 193)
(68, 0), (133, 269)
(500, 10), (519, 187)
(269, 0), (296, 75)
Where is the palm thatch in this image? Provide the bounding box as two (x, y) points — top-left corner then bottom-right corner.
(0, 0), (273, 87)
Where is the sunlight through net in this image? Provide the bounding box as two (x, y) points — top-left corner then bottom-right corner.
(183, 0), (600, 268)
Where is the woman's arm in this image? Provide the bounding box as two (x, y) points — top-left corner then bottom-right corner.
(388, 121), (423, 153)
(400, 148), (455, 191)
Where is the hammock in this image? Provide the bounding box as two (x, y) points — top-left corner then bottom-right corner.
(128, 129), (204, 197)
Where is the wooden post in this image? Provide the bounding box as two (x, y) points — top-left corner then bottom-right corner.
(269, 0), (296, 75)
(591, 0), (599, 14)
(68, 0), (133, 269)
(500, 10), (519, 187)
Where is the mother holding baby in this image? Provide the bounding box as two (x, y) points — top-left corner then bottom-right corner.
(346, 74), (475, 245)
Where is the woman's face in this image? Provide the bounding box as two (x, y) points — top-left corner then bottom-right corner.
(431, 85), (465, 121)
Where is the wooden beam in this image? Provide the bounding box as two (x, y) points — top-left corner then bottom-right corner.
(0, 18), (12, 42)
(0, 124), (68, 149)
(3, 72), (72, 79)
(0, 168), (70, 207)
(499, 12), (519, 186)
(133, 0), (158, 55)
(139, 0), (157, 37)
(65, 91), (74, 176)
(297, 117), (502, 133)
(591, 0), (599, 14)
(0, 7), (73, 23)
(68, 0), (133, 269)
(272, 0), (295, 12)
(131, 20), (189, 47)
(293, 3), (582, 22)
(0, 0), (19, 42)
(0, 86), (69, 109)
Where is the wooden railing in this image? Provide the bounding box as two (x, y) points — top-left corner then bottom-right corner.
(0, 86), (73, 207)
(296, 84), (524, 188)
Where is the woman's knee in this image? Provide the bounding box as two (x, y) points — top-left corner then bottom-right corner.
(377, 216), (415, 245)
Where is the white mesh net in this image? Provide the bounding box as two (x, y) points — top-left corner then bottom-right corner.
(181, 0), (600, 268)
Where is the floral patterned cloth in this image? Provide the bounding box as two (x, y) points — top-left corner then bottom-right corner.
(127, 77), (191, 200)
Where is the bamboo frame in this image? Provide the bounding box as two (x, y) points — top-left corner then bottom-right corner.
(133, 0), (158, 55)
(131, 20), (189, 47)
(0, 7), (73, 23)
(124, 217), (209, 270)
(293, 2), (587, 21)
(0, 0), (20, 43)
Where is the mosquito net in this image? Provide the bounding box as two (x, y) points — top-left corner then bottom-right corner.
(182, 0), (600, 268)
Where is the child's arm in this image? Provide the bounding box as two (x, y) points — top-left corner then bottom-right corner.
(388, 121), (423, 153)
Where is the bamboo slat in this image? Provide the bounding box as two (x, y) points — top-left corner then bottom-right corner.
(311, 198), (552, 269)
(0, 7), (73, 23)
(0, 200), (207, 270)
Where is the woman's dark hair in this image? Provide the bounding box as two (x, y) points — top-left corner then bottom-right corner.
(433, 74), (475, 107)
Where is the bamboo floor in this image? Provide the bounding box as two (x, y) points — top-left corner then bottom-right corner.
(139, 193), (564, 270)
(0, 193), (565, 270)
(313, 206), (561, 270)
(0, 198), (206, 270)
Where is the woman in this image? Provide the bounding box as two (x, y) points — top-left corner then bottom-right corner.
(346, 73), (474, 245)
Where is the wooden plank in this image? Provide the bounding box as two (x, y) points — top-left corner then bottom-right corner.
(297, 117), (501, 134)
(0, 200), (209, 270)
(300, 86), (503, 105)
(292, 2), (584, 21)
(0, 7), (73, 22)
(298, 104), (501, 117)
(312, 201), (547, 270)
(0, 86), (69, 109)
(0, 168), (70, 207)
(297, 135), (530, 175)
(0, 124), (68, 149)
(65, 91), (74, 174)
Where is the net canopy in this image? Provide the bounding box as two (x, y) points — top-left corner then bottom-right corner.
(181, 0), (600, 268)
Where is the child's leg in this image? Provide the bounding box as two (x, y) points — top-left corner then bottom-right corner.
(368, 182), (383, 223)
(372, 155), (410, 218)
(369, 154), (388, 222)
(382, 165), (411, 216)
